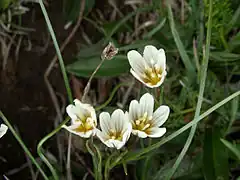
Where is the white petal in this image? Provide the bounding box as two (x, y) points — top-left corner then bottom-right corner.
(111, 109), (125, 133)
(105, 139), (120, 149)
(112, 140), (125, 149)
(66, 104), (78, 122)
(143, 45), (159, 66)
(130, 69), (152, 88)
(129, 100), (140, 122)
(122, 122), (132, 144)
(73, 99), (82, 106)
(75, 99), (94, 115)
(0, 124), (8, 138)
(139, 93), (154, 116)
(132, 129), (148, 138)
(156, 48), (166, 70)
(127, 50), (146, 74)
(123, 112), (131, 129)
(99, 112), (111, 133)
(96, 129), (113, 147)
(62, 124), (93, 138)
(89, 107), (97, 125)
(147, 127), (166, 138)
(152, 105), (170, 127)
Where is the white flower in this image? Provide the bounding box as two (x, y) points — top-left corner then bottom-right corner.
(129, 93), (170, 138)
(62, 99), (97, 138)
(0, 124), (8, 138)
(127, 45), (167, 88)
(96, 109), (132, 149)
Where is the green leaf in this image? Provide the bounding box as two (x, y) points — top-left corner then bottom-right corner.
(210, 52), (240, 62)
(63, 0), (95, 22)
(203, 127), (229, 180)
(153, 155), (202, 180)
(0, 0), (11, 9)
(66, 55), (130, 78)
(220, 139), (240, 161)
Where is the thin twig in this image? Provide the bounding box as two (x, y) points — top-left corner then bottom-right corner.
(81, 58), (105, 102)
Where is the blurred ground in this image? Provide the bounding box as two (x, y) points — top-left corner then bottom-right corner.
(0, 1), (81, 179)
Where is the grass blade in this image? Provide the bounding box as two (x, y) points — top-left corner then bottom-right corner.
(143, 18), (166, 39)
(38, 0), (73, 103)
(0, 111), (49, 180)
(220, 139), (240, 161)
(165, 0), (213, 178)
(167, 3), (195, 76)
(37, 117), (70, 180)
(203, 128), (229, 180)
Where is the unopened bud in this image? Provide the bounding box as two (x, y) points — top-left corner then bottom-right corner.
(101, 42), (118, 60)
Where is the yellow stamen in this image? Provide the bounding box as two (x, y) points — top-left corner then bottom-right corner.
(73, 120), (94, 133)
(142, 67), (163, 86)
(133, 112), (152, 134)
(108, 130), (123, 141)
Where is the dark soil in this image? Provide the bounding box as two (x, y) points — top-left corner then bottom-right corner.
(0, 1), (82, 179)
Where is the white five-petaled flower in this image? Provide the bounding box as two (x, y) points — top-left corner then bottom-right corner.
(127, 45), (167, 88)
(129, 93), (170, 138)
(63, 99), (97, 138)
(96, 109), (132, 149)
(0, 124), (8, 138)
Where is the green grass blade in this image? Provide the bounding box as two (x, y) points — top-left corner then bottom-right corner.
(203, 128), (229, 180)
(0, 111), (49, 180)
(38, 0), (73, 103)
(221, 139), (240, 161)
(143, 18), (166, 39)
(37, 117), (70, 180)
(166, 0), (213, 178)
(226, 96), (239, 135)
(167, 3), (195, 76)
(96, 83), (131, 111)
(226, 4), (240, 34)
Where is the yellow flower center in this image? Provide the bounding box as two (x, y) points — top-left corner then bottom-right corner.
(73, 118), (94, 133)
(74, 111), (95, 133)
(109, 130), (123, 141)
(132, 112), (152, 133)
(142, 67), (162, 86)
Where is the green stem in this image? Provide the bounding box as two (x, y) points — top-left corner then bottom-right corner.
(95, 83), (131, 111)
(93, 144), (103, 180)
(38, 0), (73, 103)
(0, 111), (49, 180)
(104, 153), (114, 180)
(86, 139), (99, 180)
(170, 108), (195, 118)
(82, 58), (105, 102)
(166, 0), (213, 178)
(37, 117), (70, 180)
(220, 27), (229, 51)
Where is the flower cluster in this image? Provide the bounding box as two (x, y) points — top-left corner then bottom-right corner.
(63, 45), (169, 149)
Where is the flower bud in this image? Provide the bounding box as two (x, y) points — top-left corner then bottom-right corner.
(101, 42), (118, 60)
